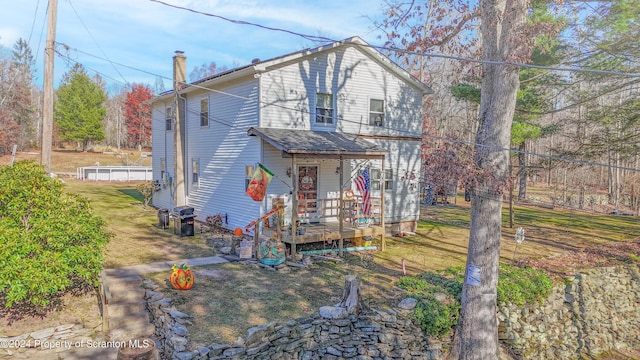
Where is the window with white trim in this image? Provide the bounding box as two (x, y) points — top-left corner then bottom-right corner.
(384, 168), (394, 190)
(315, 93), (333, 125)
(245, 165), (254, 190)
(165, 106), (172, 131)
(200, 98), (209, 127)
(369, 99), (385, 127)
(370, 168), (381, 191)
(369, 167), (393, 191)
(192, 158), (200, 184)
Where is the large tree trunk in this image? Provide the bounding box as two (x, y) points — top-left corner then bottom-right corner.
(451, 0), (526, 358)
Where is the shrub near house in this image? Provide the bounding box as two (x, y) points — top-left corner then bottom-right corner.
(0, 161), (110, 314)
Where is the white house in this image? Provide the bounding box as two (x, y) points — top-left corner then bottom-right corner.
(151, 37), (431, 256)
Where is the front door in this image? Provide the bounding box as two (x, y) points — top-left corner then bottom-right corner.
(298, 165), (318, 219)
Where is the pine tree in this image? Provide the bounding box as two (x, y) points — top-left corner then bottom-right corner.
(54, 64), (106, 151)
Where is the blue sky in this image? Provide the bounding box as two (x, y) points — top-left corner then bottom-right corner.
(0, 0), (384, 92)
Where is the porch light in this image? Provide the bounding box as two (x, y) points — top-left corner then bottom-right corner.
(335, 166), (341, 175)
(286, 167), (292, 177)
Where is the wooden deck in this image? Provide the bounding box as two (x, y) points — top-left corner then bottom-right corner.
(263, 221), (383, 245)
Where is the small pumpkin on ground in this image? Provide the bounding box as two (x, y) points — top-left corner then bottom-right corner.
(170, 263), (194, 290)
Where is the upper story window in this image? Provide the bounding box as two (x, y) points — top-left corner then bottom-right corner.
(369, 99), (385, 127)
(200, 98), (209, 127)
(165, 106), (173, 131)
(315, 93), (333, 125)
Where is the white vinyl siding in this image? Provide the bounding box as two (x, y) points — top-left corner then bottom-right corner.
(184, 79), (261, 230)
(365, 138), (421, 224)
(259, 46), (422, 136)
(152, 102), (175, 210)
(151, 42), (424, 228)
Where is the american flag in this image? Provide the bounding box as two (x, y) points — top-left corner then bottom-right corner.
(354, 168), (371, 216)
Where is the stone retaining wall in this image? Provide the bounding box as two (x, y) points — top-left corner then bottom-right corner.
(498, 264), (640, 359)
(143, 265), (640, 360)
(142, 279), (442, 360)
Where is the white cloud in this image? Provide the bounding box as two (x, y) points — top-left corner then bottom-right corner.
(0, 27), (22, 47)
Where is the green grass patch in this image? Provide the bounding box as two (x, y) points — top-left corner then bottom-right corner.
(63, 179), (216, 268)
(397, 264), (552, 338)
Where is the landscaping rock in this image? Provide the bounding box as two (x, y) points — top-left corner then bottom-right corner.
(397, 297), (417, 310)
(319, 306), (348, 319)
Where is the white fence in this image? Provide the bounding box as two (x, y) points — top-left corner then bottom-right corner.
(77, 166), (153, 181)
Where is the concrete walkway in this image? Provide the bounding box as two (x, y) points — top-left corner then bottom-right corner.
(104, 255), (236, 277)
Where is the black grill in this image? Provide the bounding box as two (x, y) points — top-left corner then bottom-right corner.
(172, 206), (195, 236)
(173, 206), (194, 217)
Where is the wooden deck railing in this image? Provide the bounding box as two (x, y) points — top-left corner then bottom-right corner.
(296, 196), (381, 225)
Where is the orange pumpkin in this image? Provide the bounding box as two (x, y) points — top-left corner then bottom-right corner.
(170, 264), (194, 290)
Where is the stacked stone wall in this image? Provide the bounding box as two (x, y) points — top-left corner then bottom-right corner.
(144, 265), (640, 360)
(498, 265), (640, 359)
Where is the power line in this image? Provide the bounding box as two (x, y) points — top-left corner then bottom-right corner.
(27, 0), (42, 45)
(58, 42), (640, 173)
(148, 0), (640, 78)
(55, 41), (169, 81)
(56, 49), (127, 86)
(66, 0), (129, 84)
(148, 0), (335, 44)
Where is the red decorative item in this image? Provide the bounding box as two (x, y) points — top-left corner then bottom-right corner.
(170, 264), (194, 290)
(246, 164), (274, 202)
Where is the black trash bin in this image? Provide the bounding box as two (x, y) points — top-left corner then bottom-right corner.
(158, 208), (170, 229)
(173, 206), (195, 237)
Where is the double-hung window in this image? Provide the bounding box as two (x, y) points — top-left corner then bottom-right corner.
(192, 158), (200, 184)
(369, 99), (384, 127)
(315, 93), (333, 125)
(369, 167), (393, 191)
(200, 98), (209, 127)
(384, 169), (394, 190)
(165, 106), (173, 131)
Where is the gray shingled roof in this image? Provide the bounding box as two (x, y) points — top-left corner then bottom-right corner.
(247, 127), (386, 157)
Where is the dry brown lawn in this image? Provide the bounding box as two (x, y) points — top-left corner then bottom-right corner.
(1, 150), (639, 358)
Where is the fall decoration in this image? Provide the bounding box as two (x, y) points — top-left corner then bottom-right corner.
(170, 263), (194, 290)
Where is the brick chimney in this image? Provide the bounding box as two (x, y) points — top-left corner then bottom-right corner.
(173, 50), (186, 91)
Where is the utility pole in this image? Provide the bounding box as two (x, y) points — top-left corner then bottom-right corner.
(41, 0), (58, 173)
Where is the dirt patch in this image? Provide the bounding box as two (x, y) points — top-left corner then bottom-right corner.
(193, 268), (223, 278)
(0, 292), (102, 337)
(517, 238), (640, 277)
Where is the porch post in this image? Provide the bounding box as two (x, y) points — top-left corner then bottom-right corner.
(380, 157), (386, 251)
(338, 156), (344, 257)
(291, 155), (298, 259)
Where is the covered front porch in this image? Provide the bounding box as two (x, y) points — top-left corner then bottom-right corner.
(248, 127), (388, 258)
